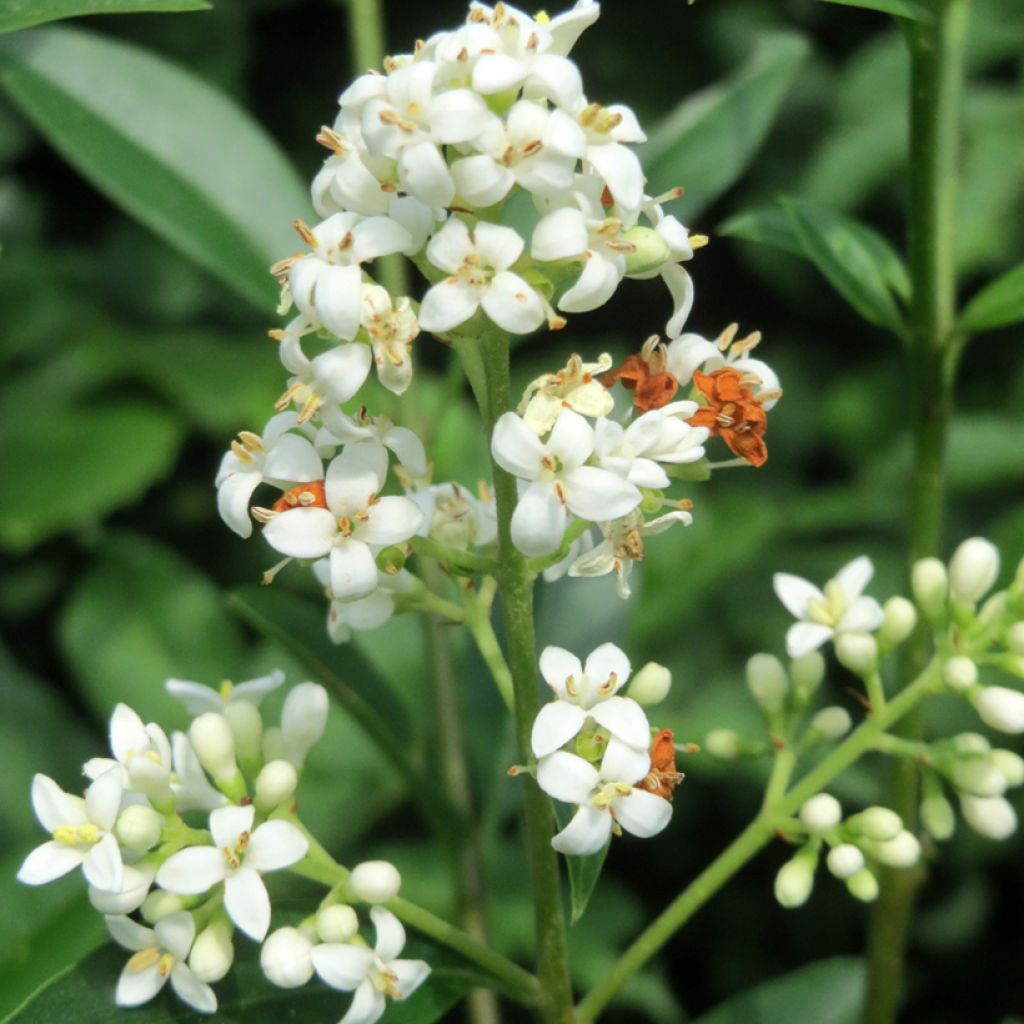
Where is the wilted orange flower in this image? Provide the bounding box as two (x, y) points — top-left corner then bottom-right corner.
(637, 728), (685, 801)
(688, 368), (768, 467)
(601, 334), (679, 412)
(272, 480), (328, 513)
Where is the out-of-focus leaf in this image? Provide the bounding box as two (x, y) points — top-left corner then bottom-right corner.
(59, 532), (243, 723)
(691, 957), (865, 1024)
(0, 402), (182, 553)
(0, 26), (309, 308)
(566, 841), (609, 924)
(0, 0), (209, 36)
(816, 0), (930, 20)
(642, 32), (810, 221)
(958, 263), (1024, 335)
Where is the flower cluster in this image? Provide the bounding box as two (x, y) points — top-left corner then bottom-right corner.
(16, 672), (424, 1019)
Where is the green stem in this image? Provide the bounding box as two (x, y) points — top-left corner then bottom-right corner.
(463, 580), (516, 710)
(576, 659), (943, 1023)
(864, 4), (968, 1021)
(475, 329), (576, 1024)
(409, 535), (498, 577)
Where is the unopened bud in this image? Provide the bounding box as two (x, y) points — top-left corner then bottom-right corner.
(349, 860), (402, 903)
(190, 920), (234, 983)
(262, 726), (286, 763)
(973, 686), (1024, 734)
(834, 632), (878, 676)
(920, 794), (956, 841)
(1006, 622), (1024, 657)
(949, 537), (1000, 605)
(621, 225), (671, 275)
(141, 890), (185, 924)
(852, 806), (902, 841)
(376, 545), (407, 575)
(281, 683), (329, 767)
(774, 851), (816, 909)
(260, 926), (314, 988)
(952, 759), (1007, 797)
(190, 713), (237, 780)
(790, 651), (825, 700)
(808, 706), (852, 742)
(255, 759), (298, 810)
(868, 830), (921, 868)
(114, 804), (163, 852)
(991, 749), (1024, 787)
(746, 654), (788, 712)
(960, 794), (1017, 841)
(880, 596), (917, 646)
(912, 557), (948, 617)
(944, 656), (977, 693)
(978, 591), (1008, 628)
(704, 728), (740, 760)
(629, 662), (672, 706)
(826, 843), (864, 880)
(799, 794), (842, 833)
(846, 867), (879, 902)
(316, 904), (359, 943)
(951, 732), (990, 755)
(223, 700), (263, 766)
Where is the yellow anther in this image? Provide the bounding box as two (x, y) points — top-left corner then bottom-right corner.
(127, 948), (161, 973)
(158, 952), (175, 977)
(230, 440), (254, 465)
(238, 431), (264, 453)
(293, 220), (318, 248)
(690, 234), (710, 250)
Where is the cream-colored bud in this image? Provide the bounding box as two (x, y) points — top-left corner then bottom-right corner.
(255, 759), (298, 810)
(790, 651), (825, 699)
(349, 860), (402, 903)
(952, 759), (1007, 797)
(978, 591), (1008, 628)
(621, 225), (671, 275)
(853, 806), (902, 841)
(114, 804), (163, 852)
(912, 557), (948, 617)
(973, 686), (1024, 734)
(260, 926), (314, 988)
(949, 537), (1000, 605)
(190, 712), (237, 780)
(960, 794), (1017, 841)
(281, 683), (329, 767)
(774, 854), (815, 909)
(799, 794), (842, 833)
(704, 729), (740, 760)
(189, 920), (234, 983)
(629, 662), (672, 706)
(746, 654), (788, 712)
(316, 904), (359, 944)
(846, 867), (880, 902)
(951, 732), (990, 755)
(834, 632), (878, 676)
(869, 830), (921, 868)
(880, 596), (917, 646)
(223, 700), (263, 765)
(141, 890), (185, 924)
(826, 843), (864, 880)
(944, 656), (978, 693)
(920, 794), (955, 841)
(1006, 622), (1024, 657)
(991, 749), (1024, 787)
(808, 706), (852, 742)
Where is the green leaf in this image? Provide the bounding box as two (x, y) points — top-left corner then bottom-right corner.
(0, 401), (183, 553)
(0, 26), (310, 308)
(566, 842), (610, 924)
(59, 532), (243, 723)
(0, 0), (209, 36)
(691, 957), (865, 1024)
(816, 0), (931, 20)
(958, 262), (1024, 335)
(641, 33), (809, 222)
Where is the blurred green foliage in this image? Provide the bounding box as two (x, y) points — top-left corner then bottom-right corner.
(0, 0), (1022, 1021)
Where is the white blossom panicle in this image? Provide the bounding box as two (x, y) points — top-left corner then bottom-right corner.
(84, 703), (174, 807)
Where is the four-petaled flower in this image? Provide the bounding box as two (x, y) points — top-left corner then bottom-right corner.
(688, 368), (769, 467)
(601, 335), (679, 412)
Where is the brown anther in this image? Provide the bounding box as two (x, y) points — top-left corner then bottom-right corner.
(771, 735), (786, 750)
(293, 220), (318, 248)
(521, 139), (543, 157)
(250, 507), (277, 524)
(267, 328), (287, 341)
(237, 431), (263, 453)
(269, 255), (296, 277)
(339, 231), (354, 252)
(315, 126), (346, 155)
(678, 498), (694, 511)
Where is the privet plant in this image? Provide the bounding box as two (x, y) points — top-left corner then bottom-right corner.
(7, 0), (1024, 1022)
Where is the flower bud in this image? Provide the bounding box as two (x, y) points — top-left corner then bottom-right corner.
(376, 545), (408, 575)
(943, 656), (977, 693)
(834, 632), (878, 676)
(846, 867), (879, 902)
(255, 759), (298, 811)
(949, 537), (1000, 605)
(960, 794), (1017, 841)
(808, 706), (852, 742)
(978, 591), (1008, 628)
(1005, 622), (1024, 656)
(260, 926), (314, 988)
(349, 860), (402, 903)
(799, 794), (842, 833)
(991, 749), (1024, 787)
(790, 651), (825, 700)
(880, 596), (917, 646)
(316, 904), (359, 943)
(621, 225), (671, 275)
(704, 729), (740, 760)
(852, 806), (902, 841)
(826, 843), (865, 880)
(629, 662), (672, 706)
(281, 683), (329, 767)
(190, 713), (238, 780)
(869, 830), (921, 868)
(189, 920), (234, 983)
(223, 699), (263, 766)
(952, 759), (1007, 797)
(141, 889), (185, 924)
(773, 853), (815, 909)
(746, 654), (788, 712)
(114, 804), (163, 852)
(912, 558), (948, 617)
(951, 731), (990, 755)
(920, 794), (955, 841)
(973, 686), (1024, 734)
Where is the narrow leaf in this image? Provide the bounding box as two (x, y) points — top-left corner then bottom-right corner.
(567, 842), (610, 924)
(958, 262), (1024, 335)
(0, 0), (209, 36)
(0, 27), (310, 308)
(817, 0), (931, 20)
(642, 33), (810, 222)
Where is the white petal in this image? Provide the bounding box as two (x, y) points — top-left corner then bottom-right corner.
(558, 251), (623, 313)
(491, 412), (545, 479)
(216, 472), (261, 538)
(370, 906), (406, 961)
(263, 434), (324, 485)
(314, 265), (363, 341)
(785, 622), (835, 659)
(472, 52), (526, 94)
(288, 257), (324, 322)
(840, 596), (885, 633)
(382, 427), (428, 479)
(170, 962), (218, 1014)
(31, 774), (86, 832)
(339, 978), (386, 1024)
(547, 409), (594, 470)
(551, 804), (612, 856)
(326, 443), (386, 509)
(83, 832), (124, 892)
(417, 279), (480, 334)
(310, 344), (373, 405)
(312, 943), (375, 990)
(156, 847), (226, 895)
(391, 959), (431, 1000)
(165, 680), (223, 717)
(536, 751), (599, 804)
(86, 767), (124, 831)
(246, 821), (309, 872)
(211, 804), (255, 849)
(107, 914), (156, 952)
(154, 911), (196, 961)
(473, 222), (524, 272)
(425, 217), (472, 274)
(662, 263), (695, 338)
(358, 496), (423, 546)
(17, 841), (85, 885)
(531, 702), (588, 758)
(90, 863), (155, 914)
(583, 642), (631, 694)
(591, 697), (650, 750)
(481, 272), (545, 335)
(224, 867), (271, 941)
(109, 704), (148, 765)
(612, 789), (673, 838)
(330, 539), (380, 601)
(599, 736), (650, 785)
(429, 89), (492, 144)
(231, 669), (286, 706)
(526, 54), (584, 109)
(587, 142), (643, 211)
(451, 155), (514, 208)
(263, 507), (337, 559)
(116, 962), (166, 1007)
(398, 140), (455, 208)
(511, 480), (566, 557)
(835, 556), (874, 602)
(773, 573), (825, 620)
(350, 216), (412, 263)
(665, 334), (718, 386)
(562, 467), (641, 522)
(532, 208), (588, 262)
(539, 647), (584, 699)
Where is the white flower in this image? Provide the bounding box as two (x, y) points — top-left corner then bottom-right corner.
(155, 804), (308, 941)
(169, 732), (228, 813)
(410, 482), (497, 550)
(17, 769), (124, 891)
(774, 556), (885, 658)
(89, 863), (156, 916)
(107, 912), (216, 1014)
(83, 703), (173, 805)
(277, 332), (373, 424)
(537, 739), (672, 856)
(631, 199), (698, 338)
(166, 670), (285, 718)
(518, 352), (615, 435)
(490, 409), (642, 557)
(418, 218), (545, 336)
(311, 906), (430, 1024)
(280, 682), (329, 767)
(262, 444), (422, 601)
(359, 285), (420, 395)
(531, 643), (649, 757)
(313, 559), (410, 645)
(216, 414), (322, 539)
(319, 409), (428, 481)
(576, 101), (646, 212)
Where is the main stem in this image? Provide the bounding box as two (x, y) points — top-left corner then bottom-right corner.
(478, 330), (576, 1024)
(863, 4), (967, 1021)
